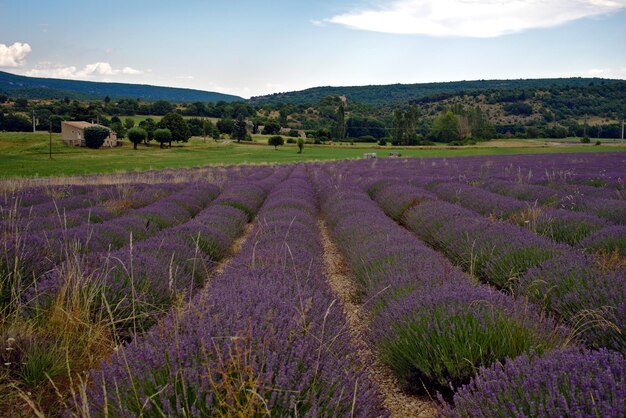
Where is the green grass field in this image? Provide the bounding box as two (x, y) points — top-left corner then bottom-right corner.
(120, 115), (221, 125)
(1, 132), (625, 178)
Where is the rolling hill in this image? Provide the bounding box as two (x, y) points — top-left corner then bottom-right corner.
(249, 78), (626, 106)
(0, 71), (243, 103)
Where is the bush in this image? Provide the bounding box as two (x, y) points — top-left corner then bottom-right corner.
(440, 348), (626, 418)
(297, 137), (305, 153)
(286, 138), (296, 144)
(2, 113), (32, 132)
(83, 126), (110, 149)
(580, 136), (591, 143)
(127, 128), (147, 150)
(288, 130), (300, 138)
(268, 135), (284, 149)
(378, 138), (387, 146)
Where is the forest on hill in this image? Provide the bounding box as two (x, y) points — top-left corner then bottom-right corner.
(1, 75), (624, 144)
(0, 71), (242, 103)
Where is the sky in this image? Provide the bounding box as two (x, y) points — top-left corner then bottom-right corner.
(1, 0), (625, 98)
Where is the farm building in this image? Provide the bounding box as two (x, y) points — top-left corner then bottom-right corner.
(61, 121), (118, 147)
(279, 127), (307, 138)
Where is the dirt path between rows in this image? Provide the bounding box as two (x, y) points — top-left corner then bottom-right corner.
(318, 219), (436, 418)
(214, 222), (255, 276)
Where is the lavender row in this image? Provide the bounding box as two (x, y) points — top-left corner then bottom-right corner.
(2, 181), (221, 307)
(428, 181), (612, 248)
(79, 167), (384, 417)
(367, 180), (626, 352)
(313, 168), (565, 395)
(31, 176), (279, 341)
(441, 347), (625, 417)
(2, 182), (187, 237)
(480, 178), (626, 224)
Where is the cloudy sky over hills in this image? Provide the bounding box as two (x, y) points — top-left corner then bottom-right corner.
(1, 0), (625, 97)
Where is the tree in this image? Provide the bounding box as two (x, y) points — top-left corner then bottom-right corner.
(154, 128), (172, 149)
(431, 111), (460, 143)
(124, 118), (135, 130)
(2, 113), (31, 132)
(333, 104), (346, 140)
(110, 121), (127, 139)
(151, 100), (174, 115)
(262, 119), (280, 135)
(216, 118), (235, 135)
(297, 137), (304, 153)
(392, 109), (404, 145)
(127, 127), (147, 150)
(83, 126), (110, 149)
(186, 118), (205, 137)
(158, 113), (191, 143)
(14, 98), (28, 109)
(268, 135), (284, 149)
(232, 115), (247, 142)
(138, 118), (157, 143)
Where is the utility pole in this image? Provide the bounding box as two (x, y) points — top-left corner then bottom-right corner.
(621, 119), (624, 145)
(32, 109), (36, 132)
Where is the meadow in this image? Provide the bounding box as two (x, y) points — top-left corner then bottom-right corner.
(0, 150), (624, 417)
(1, 131), (626, 178)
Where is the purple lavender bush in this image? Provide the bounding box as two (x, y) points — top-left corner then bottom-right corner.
(440, 347), (626, 418)
(519, 252), (626, 352)
(579, 225), (626, 256)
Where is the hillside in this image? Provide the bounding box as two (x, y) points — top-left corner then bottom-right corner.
(249, 78), (625, 106)
(0, 71), (243, 103)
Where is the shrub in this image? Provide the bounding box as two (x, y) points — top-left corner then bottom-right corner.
(286, 138), (296, 144)
(297, 137), (304, 153)
(83, 126), (110, 149)
(268, 135), (284, 149)
(440, 348), (626, 418)
(580, 136), (591, 143)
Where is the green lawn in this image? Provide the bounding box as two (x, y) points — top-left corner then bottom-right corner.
(1, 132), (625, 178)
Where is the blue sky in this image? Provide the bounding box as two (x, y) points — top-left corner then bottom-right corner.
(1, 0), (625, 98)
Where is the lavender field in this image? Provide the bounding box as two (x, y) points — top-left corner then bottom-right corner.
(1, 152), (625, 417)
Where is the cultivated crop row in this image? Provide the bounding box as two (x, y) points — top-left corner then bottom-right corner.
(364, 178), (626, 353)
(78, 166), (385, 416)
(314, 166), (624, 416)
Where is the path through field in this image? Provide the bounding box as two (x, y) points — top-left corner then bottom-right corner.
(318, 219), (436, 418)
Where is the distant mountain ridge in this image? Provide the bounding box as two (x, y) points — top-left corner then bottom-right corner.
(0, 71), (243, 103)
(250, 78), (626, 106)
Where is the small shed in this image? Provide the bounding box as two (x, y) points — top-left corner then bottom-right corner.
(61, 122), (118, 147)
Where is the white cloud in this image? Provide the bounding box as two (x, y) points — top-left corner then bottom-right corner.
(25, 61), (145, 79)
(580, 67), (626, 78)
(0, 42), (32, 67)
(327, 0), (626, 38)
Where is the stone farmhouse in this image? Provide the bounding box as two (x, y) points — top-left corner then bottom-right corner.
(61, 121), (118, 147)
